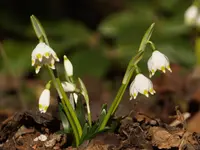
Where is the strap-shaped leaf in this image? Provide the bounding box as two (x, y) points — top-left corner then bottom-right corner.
(78, 78), (91, 126)
(122, 50), (144, 84)
(59, 103), (71, 133)
(30, 15), (49, 45)
(98, 104), (107, 126)
(139, 23), (155, 52)
(75, 95), (86, 128)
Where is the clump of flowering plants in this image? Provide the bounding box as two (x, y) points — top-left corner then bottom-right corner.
(30, 15), (172, 147)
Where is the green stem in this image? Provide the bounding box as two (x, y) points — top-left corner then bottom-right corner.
(86, 101), (92, 127)
(147, 41), (156, 51)
(56, 78), (83, 134)
(135, 65), (140, 74)
(47, 67), (82, 146)
(88, 113), (92, 127)
(98, 66), (134, 131)
(98, 50), (144, 131)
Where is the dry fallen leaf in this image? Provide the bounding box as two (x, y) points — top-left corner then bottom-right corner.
(149, 126), (198, 149)
(149, 127), (180, 149)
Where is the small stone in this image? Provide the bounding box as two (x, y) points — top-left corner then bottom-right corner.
(38, 134), (48, 141)
(45, 139), (56, 148)
(33, 137), (39, 142)
(34, 134), (48, 142)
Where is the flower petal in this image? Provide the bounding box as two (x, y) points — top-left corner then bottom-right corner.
(35, 66), (41, 74)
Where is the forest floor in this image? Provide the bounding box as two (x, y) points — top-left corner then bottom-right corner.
(1, 65), (200, 150)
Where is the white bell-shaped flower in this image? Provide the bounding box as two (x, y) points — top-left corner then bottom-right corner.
(61, 81), (76, 92)
(64, 55), (73, 76)
(184, 5), (198, 26)
(129, 74), (155, 100)
(39, 89), (50, 113)
(148, 51), (172, 77)
(31, 42), (59, 74)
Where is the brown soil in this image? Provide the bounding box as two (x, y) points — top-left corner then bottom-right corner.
(1, 65), (200, 150)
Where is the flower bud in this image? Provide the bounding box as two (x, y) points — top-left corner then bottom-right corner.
(64, 55), (73, 77)
(39, 89), (50, 113)
(61, 81), (76, 92)
(184, 5), (198, 26)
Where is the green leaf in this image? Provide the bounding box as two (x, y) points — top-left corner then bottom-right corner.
(122, 50), (144, 84)
(75, 95), (86, 128)
(26, 20), (91, 50)
(78, 78), (92, 126)
(59, 103), (71, 133)
(1, 40), (34, 76)
(98, 10), (154, 38)
(79, 123), (89, 144)
(139, 23), (155, 52)
(82, 124), (99, 140)
(98, 104), (107, 126)
(159, 0), (180, 10)
(78, 78), (89, 104)
(71, 50), (110, 78)
(30, 15), (49, 44)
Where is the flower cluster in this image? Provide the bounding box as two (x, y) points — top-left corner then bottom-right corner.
(31, 42), (59, 74)
(32, 42), (76, 113)
(129, 50), (171, 100)
(184, 4), (200, 27)
(30, 16), (172, 147)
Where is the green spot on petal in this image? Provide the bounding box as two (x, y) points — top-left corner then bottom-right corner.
(32, 59), (35, 66)
(161, 66), (166, 73)
(39, 104), (48, 112)
(36, 54), (42, 59)
(49, 64), (55, 69)
(133, 93), (137, 99)
(167, 65), (172, 72)
(44, 52), (50, 58)
(35, 66), (41, 74)
(143, 90), (149, 97)
(149, 88), (155, 94)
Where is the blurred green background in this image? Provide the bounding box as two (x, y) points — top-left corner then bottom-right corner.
(0, 0), (196, 114)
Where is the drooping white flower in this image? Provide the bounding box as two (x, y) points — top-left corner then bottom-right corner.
(147, 50), (172, 77)
(129, 74), (155, 100)
(61, 81), (76, 92)
(64, 55), (73, 77)
(31, 42), (59, 74)
(39, 89), (50, 113)
(184, 5), (198, 26)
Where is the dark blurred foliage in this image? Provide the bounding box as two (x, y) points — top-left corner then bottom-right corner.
(0, 0), (196, 78)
